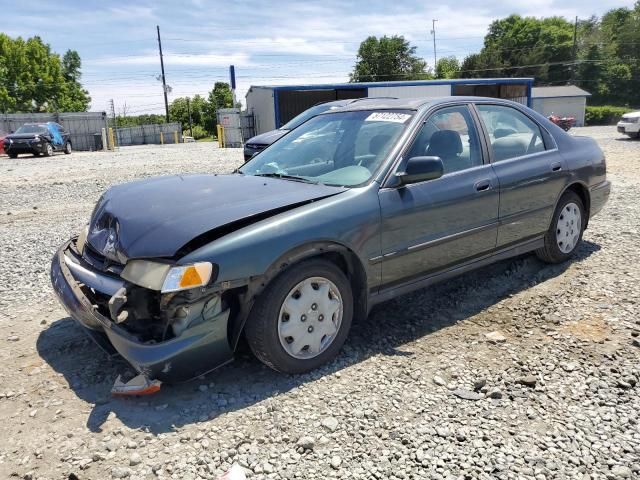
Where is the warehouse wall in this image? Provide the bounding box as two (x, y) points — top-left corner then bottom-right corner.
(368, 84), (451, 99)
(246, 88), (275, 134)
(531, 97), (587, 126)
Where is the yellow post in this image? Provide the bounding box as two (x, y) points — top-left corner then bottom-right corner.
(108, 128), (115, 150)
(160, 132), (164, 145)
(174, 131), (178, 144)
(216, 125), (225, 148)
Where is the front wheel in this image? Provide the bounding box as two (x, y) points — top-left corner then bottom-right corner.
(245, 258), (353, 374)
(64, 142), (72, 154)
(536, 191), (585, 263)
(8, 152), (17, 159)
(43, 143), (53, 157)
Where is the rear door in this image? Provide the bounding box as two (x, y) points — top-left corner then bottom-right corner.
(378, 104), (499, 288)
(474, 103), (570, 247)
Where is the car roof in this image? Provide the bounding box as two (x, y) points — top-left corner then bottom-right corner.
(323, 96), (524, 113)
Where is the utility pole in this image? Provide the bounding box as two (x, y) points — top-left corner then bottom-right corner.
(109, 99), (117, 128)
(431, 19), (438, 77)
(187, 97), (193, 137)
(157, 25), (169, 122)
(571, 16), (578, 83)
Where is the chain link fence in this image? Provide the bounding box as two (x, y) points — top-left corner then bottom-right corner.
(113, 123), (183, 146)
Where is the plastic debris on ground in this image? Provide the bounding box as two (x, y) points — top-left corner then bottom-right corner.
(217, 464), (247, 480)
(111, 374), (162, 396)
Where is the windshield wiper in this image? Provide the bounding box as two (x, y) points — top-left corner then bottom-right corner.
(253, 173), (318, 184)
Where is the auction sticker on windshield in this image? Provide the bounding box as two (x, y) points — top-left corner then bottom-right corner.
(365, 112), (411, 123)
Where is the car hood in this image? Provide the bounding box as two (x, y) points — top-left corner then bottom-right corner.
(246, 129), (288, 146)
(86, 173), (345, 261)
(6, 133), (44, 140)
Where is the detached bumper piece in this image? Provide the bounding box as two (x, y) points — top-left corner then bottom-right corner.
(50, 239), (234, 383)
(111, 374), (162, 396)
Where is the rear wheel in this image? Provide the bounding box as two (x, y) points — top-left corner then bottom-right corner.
(64, 142), (72, 154)
(245, 258), (353, 374)
(536, 191), (585, 263)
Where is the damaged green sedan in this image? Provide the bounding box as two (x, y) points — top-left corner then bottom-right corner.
(51, 97), (610, 384)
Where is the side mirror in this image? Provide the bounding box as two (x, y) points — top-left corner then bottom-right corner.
(395, 156), (444, 185)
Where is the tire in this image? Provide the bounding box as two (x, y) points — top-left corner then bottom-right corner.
(43, 143), (53, 157)
(536, 191), (585, 264)
(245, 258), (353, 374)
(64, 142), (72, 154)
(8, 153), (17, 159)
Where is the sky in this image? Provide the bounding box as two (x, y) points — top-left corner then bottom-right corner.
(2, 0), (636, 115)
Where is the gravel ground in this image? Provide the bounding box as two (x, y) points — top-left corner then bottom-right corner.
(0, 128), (638, 480)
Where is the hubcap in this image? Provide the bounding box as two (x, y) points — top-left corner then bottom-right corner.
(556, 202), (581, 254)
(277, 276), (343, 359)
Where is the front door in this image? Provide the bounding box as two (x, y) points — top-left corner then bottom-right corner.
(378, 104), (499, 289)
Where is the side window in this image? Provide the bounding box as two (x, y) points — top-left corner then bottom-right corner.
(405, 105), (482, 175)
(476, 105), (546, 162)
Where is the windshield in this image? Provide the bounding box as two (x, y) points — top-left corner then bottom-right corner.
(280, 103), (343, 130)
(240, 109), (414, 186)
(15, 125), (47, 134)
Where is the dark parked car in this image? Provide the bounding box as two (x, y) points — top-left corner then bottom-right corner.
(51, 97), (610, 384)
(243, 99), (362, 160)
(4, 122), (72, 158)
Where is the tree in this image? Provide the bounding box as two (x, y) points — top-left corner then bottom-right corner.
(168, 84), (234, 135)
(457, 5), (640, 107)
(350, 35), (430, 82)
(0, 34), (90, 112)
(435, 56), (461, 79)
(204, 82), (234, 132)
(461, 15), (574, 82)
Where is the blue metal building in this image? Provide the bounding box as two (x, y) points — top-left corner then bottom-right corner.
(246, 78), (534, 134)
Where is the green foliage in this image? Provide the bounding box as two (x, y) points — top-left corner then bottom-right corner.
(584, 105), (629, 125)
(350, 36), (431, 82)
(0, 33), (90, 112)
(204, 82), (234, 132)
(460, 15), (574, 81)
(170, 94), (207, 130)
(183, 124), (209, 140)
(458, 4), (640, 107)
(114, 114), (167, 127)
(435, 57), (461, 79)
(169, 82), (234, 135)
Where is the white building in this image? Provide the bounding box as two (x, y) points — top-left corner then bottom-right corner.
(531, 86), (591, 126)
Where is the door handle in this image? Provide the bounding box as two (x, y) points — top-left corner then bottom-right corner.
(474, 179), (491, 192)
(551, 162), (562, 172)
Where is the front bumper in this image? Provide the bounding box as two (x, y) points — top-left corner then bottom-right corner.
(617, 122), (640, 135)
(50, 240), (234, 382)
(5, 142), (45, 154)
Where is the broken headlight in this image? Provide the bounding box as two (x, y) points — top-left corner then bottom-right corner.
(121, 260), (215, 293)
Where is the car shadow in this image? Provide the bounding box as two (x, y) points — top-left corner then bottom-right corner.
(37, 240), (601, 434)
